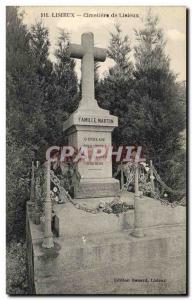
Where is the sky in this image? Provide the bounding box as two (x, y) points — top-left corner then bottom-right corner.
(21, 6), (186, 81)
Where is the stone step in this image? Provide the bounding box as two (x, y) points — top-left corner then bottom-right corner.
(35, 254), (186, 294)
(33, 225), (186, 279)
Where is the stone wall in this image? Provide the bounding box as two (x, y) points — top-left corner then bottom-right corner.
(26, 193), (186, 294)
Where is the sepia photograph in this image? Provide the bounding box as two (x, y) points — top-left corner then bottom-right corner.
(6, 5), (187, 295)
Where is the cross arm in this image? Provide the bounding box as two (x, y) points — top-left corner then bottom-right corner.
(94, 47), (107, 62)
(69, 43), (107, 62)
(68, 43), (84, 59)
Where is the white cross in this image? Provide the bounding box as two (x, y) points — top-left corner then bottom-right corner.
(69, 32), (106, 109)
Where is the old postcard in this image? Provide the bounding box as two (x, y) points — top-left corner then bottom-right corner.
(6, 6), (187, 295)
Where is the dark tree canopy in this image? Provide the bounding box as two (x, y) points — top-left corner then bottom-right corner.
(97, 14), (185, 191)
(6, 8), (79, 240)
(130, 12), (185, 182)
(96, 24), (134, 146)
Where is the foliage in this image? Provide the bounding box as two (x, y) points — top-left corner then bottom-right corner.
(97, 15), (186, 191)
(128, 11), (185, 187)
(6, 133), (31, 238)
(54, 30), (79, 113)
(6, 239), (29, 294)
(29, 21), (54, 147)
(6, 7), (45, 239)
(107, 23), (134, 76)
(6, 8), (79, 241)
(96, 24), (134, 147)
(102, 201), (134, 216)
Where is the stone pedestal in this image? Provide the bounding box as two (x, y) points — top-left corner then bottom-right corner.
(63, 106), (120, 198)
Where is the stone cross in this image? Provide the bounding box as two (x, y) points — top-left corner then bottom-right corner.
(69, 32), (106, 108)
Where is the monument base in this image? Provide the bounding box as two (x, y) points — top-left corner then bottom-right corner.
(26, 193), (186, 295)
(73, 177), (120, 198)
(27, 221), (186, 295)
(63, 108), (119, 200)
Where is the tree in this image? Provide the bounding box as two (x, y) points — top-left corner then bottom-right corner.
(6, 10), (67, 239)
(29, 21), (56, 157)
(6, 8), (49, 239)
(48, 30), (79, 146)
(7, 9), (48, 156)
(29, 24), (79, 154)
(127, 11), (186, 189)
(29, 21), (50, 69)
(96, 24), (134, 146)
(107, 23), (133, 76)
